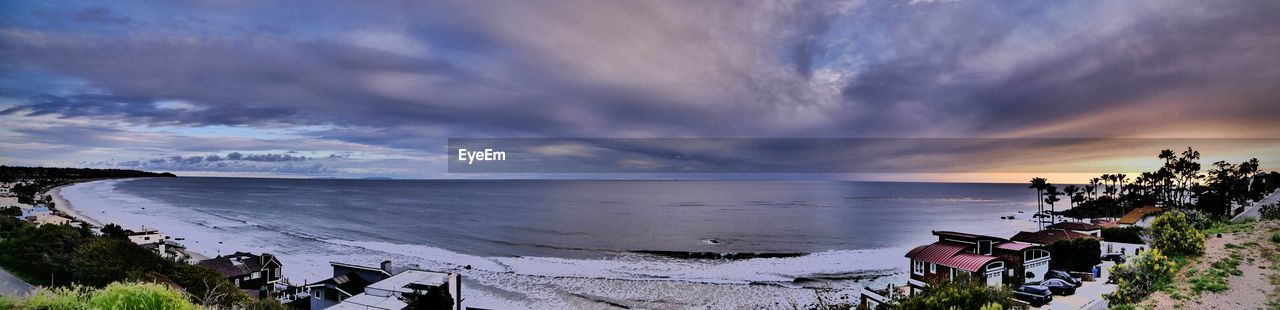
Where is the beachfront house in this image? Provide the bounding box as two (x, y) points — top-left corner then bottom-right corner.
(904, 231), (1053, 292)
(1010, 229), (1097, 246)
(126, 230), (167, 245)
(305, 261), (397, 309)
(197, 252), (284, 298)
(1118, 206), (1165, 227)
(329, 269), (462, 310)
(1044, 222), (1102, 237)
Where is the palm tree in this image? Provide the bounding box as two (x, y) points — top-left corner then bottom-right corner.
(1117, 174), (1128, 198)
(1044, 185), (1061, 226)
(1029, 177), (1048, 228)
(1089, 177), (1102, 200)
(1064, 184), (1080, 209)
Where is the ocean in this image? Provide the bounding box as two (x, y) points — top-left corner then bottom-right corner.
(61, 177), (1041, 308)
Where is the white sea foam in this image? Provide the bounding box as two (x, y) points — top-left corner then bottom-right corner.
(59, 179), (970, 308)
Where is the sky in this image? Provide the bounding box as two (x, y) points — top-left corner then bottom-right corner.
(1, 0), (1278, 182)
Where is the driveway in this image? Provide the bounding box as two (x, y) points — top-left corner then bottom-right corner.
(1031, 261), (1117, 310)
(0, 267), (34, 297)
(1234, 189), (1279, 221)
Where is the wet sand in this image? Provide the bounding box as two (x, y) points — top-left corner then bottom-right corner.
(48, 184), (102, 227)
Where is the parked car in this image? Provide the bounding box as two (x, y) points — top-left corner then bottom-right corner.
(1046, 270), (1082, 287)
(1014, 285), (1053, 306)
(1101, 253), (1126, 264)
(1039, 278), (1077, 295)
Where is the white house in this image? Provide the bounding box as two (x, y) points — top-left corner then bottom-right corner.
(127, 230), (167, 245)
(329, 270), (461, 310)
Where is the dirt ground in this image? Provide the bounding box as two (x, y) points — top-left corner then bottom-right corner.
(1142, 220), (1280, 309)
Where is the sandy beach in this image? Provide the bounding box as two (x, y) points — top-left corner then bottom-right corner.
(47, 183), (102, 227)
(50, 179), (212, 261)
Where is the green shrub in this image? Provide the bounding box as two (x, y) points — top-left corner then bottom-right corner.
(882, 275), (1015, 309)
(10, 282), (198, 310)
(88, 282), (197, 310)
(1261, 203), (1280, 220)
(1150, 211), (1206, 257)
(1047, 237), (1103, 272)
(1180, 209), (1214, 230)
(244, 299), (288, 310)
(0, 295), (18, 309)
(1190, 256), (1241, 293)
(1271, 232), (1280, 243)
(1105, 249), (1180, 305)
(165, 263), (249, 307)
(21, 285), (93, 310)
(1102, 226), (1145, 244)
(70, 238), (171, 287)
(1109, 304), (1137, 310)
(1204, 217), (1257, 235)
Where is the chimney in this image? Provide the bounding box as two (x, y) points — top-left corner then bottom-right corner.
(380, 260), (392, 274)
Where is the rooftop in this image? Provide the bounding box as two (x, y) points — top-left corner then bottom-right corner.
(1046, 221), (1102, 231)
(1118, 206), (1165, 225)
(197, 252), (276, 278)
(1010, 229), (1096, 245)
(330, 269), (456, 310)
(933, 230), (1010, 242)
(905, 241), (1000, 272)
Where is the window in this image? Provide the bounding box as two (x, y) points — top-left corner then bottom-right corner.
(274, 268), (280, 278)
(234, 278), (240, 286)
(251, 271), (261, 279)
(314, 290), (323, 299)
(978, 240), (992, 255)
(1024, 249), (1049, 261)
(987, 262), (1003, 271)
(913, 260), (925, 275)
(929, 263), (936, 273)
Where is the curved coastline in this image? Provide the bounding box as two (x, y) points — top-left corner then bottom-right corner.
(47, 181), (106, 227)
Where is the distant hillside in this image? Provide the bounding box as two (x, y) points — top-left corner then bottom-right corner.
(0, 166), (176, 182)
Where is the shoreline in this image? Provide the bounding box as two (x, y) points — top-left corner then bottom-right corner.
(44, 178), (212, 262)
(48, 183), (102, 227)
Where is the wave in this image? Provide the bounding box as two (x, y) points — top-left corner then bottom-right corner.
(58, 179), (940, 308)
(630, 250), (808, 260)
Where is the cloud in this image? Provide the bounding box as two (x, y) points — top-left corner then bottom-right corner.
(72, 7), (133, 25)
(87, 152), (325, 174)
(1, 0), (1279, 177)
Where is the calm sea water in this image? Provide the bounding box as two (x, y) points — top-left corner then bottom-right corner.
(64, 177), (1041, 308)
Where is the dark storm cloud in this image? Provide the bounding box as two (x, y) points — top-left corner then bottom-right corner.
(2, 0), (1280, 176)
(834, 0), (1280, 136)
(89, 152), (324, 174)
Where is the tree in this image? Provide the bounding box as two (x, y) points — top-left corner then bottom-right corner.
(400, 283), (454, 310)
(881, 275), (1015, 310)
(100, 224), (130, 239)
(1064, 185), (1080, 210)
(1046, 238), (1102, 272)
(1029, 178), (1048, 229)
(1044, 185), (1061, 225)
(1149, 211), (1205, 257)
(70, 238), (171, 287)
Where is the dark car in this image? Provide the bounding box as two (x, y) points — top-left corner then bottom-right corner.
(1047, 270), (1083, 287)
(1101, 253), (1127, 264)
(1039, 278), (1077, 295)
(1014, 285), (1053, 306)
